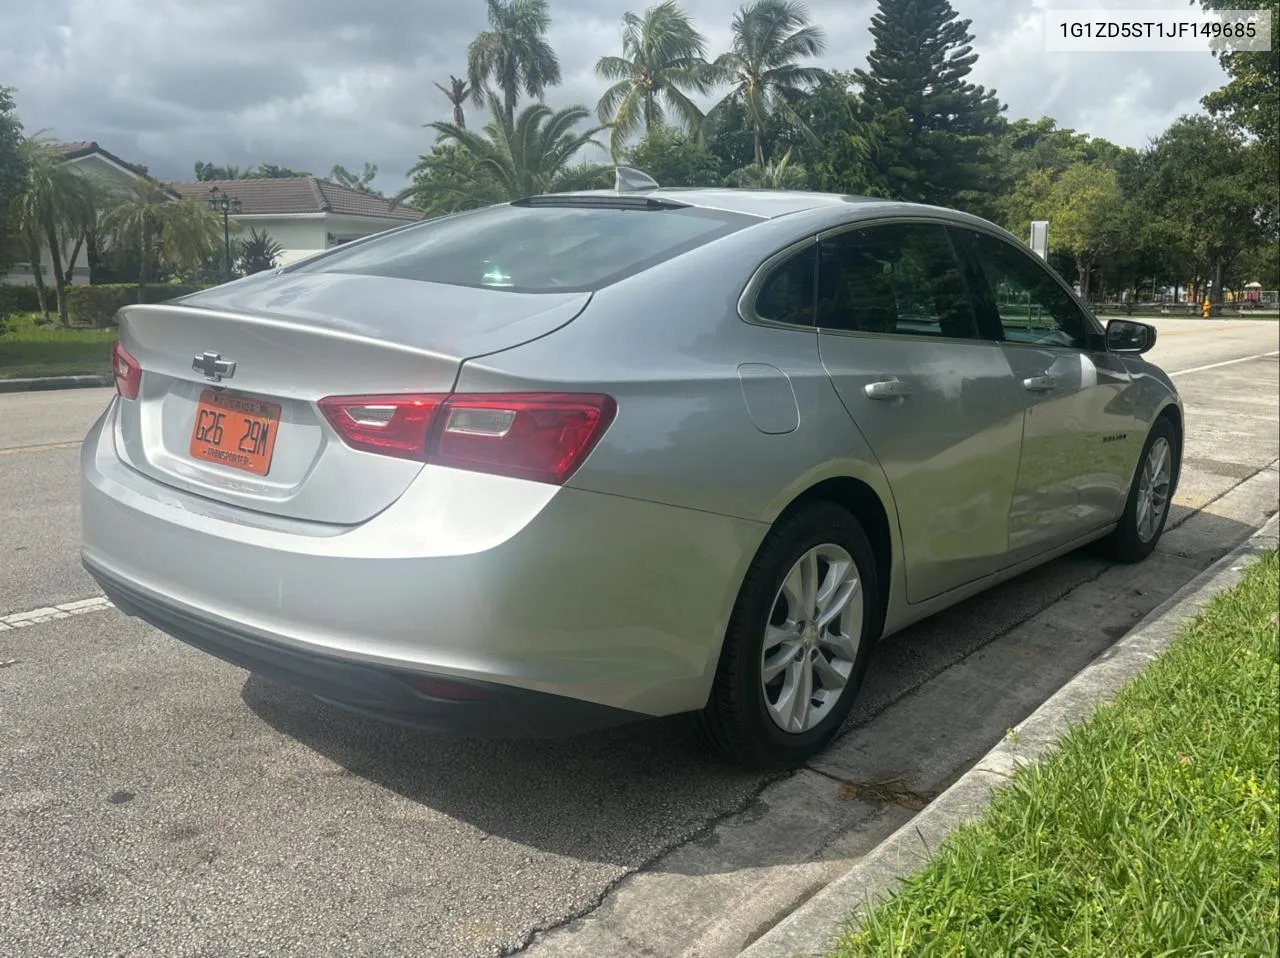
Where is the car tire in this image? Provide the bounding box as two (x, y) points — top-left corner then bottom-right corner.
(1097, 417), (1177, 564)
(698, 501), (880, 769)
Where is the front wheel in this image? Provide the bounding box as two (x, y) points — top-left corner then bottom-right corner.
(698, 502), (880, 768)
(1098, 418), (1177, 563)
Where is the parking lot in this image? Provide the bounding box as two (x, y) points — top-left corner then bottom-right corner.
(2, 318), (1277, 958)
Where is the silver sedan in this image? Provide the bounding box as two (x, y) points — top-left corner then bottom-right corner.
(81, 175), (1182, 767)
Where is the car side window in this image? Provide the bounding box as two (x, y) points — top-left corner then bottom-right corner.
(753, 244), (816, 326)
(815, 223), (979, 339)
(955, 229), (1090, 349)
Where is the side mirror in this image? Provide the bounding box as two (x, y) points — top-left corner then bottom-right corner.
(1106, 319), (1156, 354)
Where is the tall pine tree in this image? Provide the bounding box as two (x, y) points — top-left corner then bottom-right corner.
(855, 0), (1004, 210)
(0, 88), (26, 276)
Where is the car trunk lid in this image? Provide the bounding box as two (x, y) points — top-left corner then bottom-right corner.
(112, 272), (590, 525)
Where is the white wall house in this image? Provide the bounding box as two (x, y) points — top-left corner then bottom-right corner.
(171, 177), (423, 267)
(3, 141), (174, 287)
(2, 141), (423, 287)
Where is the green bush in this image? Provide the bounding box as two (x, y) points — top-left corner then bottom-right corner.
(66, 283), (211, 328)
(0, 283), (44, 316)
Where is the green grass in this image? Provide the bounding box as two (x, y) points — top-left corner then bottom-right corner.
(0, 311), (115, 379)
(831, 549), (1280, 958)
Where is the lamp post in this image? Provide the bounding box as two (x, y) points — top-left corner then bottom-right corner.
(207, 186), (242, 282)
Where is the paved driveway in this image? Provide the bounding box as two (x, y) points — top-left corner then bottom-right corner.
(1, 318), (1276, 958)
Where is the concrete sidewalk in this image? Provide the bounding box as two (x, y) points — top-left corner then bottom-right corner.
(739, 513), (1280, 958)
(516, 458), (1278, 958)
(0, 374), (112, 393)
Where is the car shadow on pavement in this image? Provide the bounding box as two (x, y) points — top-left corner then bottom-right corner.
(241, 506), (1264, 873)
(241, 674), (773, 867)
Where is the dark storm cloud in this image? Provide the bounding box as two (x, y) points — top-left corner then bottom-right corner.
(0, 0), (1228, 191)
(147, 62), (312, 114)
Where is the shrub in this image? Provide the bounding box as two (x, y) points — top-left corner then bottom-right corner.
(238, 228), (283, 275)
(0, 283), (44, 316)
(66, 283), (212, 328)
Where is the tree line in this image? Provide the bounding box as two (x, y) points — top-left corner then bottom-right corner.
(402, 0), (1277, 303)
(193, 161), (381, 194)
(0, 118), (289, 326)
(1, 0), (1276, 316)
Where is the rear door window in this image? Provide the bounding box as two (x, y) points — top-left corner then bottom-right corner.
(815, 223), (980, 340)
(292, 201), (757, 293)
(753, 245), (817, 326)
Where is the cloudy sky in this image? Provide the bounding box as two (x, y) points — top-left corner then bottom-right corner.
(1, 0), (1228, 191)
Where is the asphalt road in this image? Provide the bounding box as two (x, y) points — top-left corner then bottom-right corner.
(1, 318), (1277, 958)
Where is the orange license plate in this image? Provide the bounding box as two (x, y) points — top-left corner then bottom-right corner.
(188, 389), (281, 476)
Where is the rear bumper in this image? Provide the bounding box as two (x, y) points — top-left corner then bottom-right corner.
(86, 557), (643, 737)
(81, 401), (765, 724)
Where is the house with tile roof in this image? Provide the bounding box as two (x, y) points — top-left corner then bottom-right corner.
(3, 140), (179, 287)
(170, 177), (423, 267)
(3, 141), (425, 287)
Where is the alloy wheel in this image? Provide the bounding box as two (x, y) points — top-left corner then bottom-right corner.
(760, 544), (863, 734)
(1136, 436), (1172, 543)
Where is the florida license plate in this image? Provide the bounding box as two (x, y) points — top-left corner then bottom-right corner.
(189, 389), (281, 476)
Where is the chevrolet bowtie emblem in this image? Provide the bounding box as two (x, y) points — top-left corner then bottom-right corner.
(192, 351), (236, 382)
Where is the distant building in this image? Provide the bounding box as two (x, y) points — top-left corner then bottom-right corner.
(170, 177), (423, 267)
(3, 140), (425, 287)
(3, 141), (179, 287)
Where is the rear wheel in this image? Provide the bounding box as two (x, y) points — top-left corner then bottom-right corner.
(699, 501), (879, 768)
(1098, 418), (1177, 563)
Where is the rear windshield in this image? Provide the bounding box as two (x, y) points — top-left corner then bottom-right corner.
(291, 201), (756, 293)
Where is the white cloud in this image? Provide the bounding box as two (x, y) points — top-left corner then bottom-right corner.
(0, 0), (1228, 190)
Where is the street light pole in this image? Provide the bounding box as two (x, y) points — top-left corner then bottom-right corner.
(207, 186), (242, 283)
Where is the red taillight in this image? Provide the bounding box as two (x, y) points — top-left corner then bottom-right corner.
(112, 340), (141, 400)
(317, 391), (616, 484)
(317, 394), (443, 461)
(435, 393), (617, 484)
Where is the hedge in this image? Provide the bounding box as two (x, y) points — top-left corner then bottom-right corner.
(66, 283), (211, 328)
(0, 283), (44, 316)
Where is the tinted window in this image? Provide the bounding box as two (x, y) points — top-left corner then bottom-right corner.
(956, 229), (1089, 348)
(816, 223), (979, 339)
(754, 245), (816, 325)
(294, 202), (755, 293)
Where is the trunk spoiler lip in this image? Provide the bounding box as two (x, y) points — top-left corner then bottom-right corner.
(114, 288), (594, 365)
(116, 302), (454, 361)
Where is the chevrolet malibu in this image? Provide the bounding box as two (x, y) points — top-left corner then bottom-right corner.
(80, 175), (1182, 767)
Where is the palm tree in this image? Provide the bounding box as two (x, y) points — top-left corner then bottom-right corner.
(725, 148), (808, 188)
(14, 138), (103, 326)
(710, 0), (828, 167)
(238, 228), (284, 274)
(102, 180), (221, 298)
(395, 143), (507, 218)
(329, 162), (380, 194)
(434, 76), (472, 127)
(467, 0), (561, 123)
(194, 161), (245, 181)
(595, 2), (715, 160)
(399, 93), (607, 207)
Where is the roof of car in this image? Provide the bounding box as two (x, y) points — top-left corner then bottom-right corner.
(553, 187), (886, 219)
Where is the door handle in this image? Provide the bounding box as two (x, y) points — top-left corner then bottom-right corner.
(1022, 375), (1057, 393)
(864, 378), (912, 400)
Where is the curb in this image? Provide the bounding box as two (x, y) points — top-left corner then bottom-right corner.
(0, 375), (112, 393)
(739, 514), (1280, 958)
